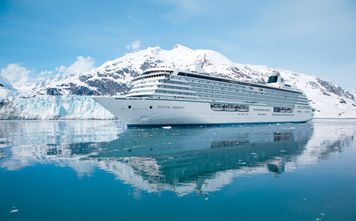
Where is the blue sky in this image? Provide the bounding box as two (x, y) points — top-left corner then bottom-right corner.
(1, 0), (355, 89)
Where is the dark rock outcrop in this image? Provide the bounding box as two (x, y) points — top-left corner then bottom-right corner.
(317, 78), (354, 100)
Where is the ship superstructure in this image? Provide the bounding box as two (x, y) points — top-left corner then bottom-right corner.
(94, 67), (313, 126)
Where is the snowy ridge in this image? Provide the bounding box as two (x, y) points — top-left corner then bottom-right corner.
(1, 44), (356, 119)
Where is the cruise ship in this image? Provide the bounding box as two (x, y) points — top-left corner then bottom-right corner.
(94, 67), (313, 126)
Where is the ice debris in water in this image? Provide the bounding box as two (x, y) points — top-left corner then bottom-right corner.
(9, 207), (19, 213)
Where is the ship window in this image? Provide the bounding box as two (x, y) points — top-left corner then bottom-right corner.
(268, 76), (278, 83)
(149, 106), (152, 109)
(128, 105), (131, 109)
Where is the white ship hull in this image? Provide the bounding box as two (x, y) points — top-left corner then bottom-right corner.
(94, 97), (313, 126)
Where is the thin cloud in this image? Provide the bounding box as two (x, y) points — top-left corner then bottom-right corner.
(64, 56), (95, 74)
(156, 0), (206, 23)
(126, 13), (141, 23)
(39, 56), (95, 78)
(1, 56), (96, 90)
(0, 63), (31, 83)
(126, 40), (141, 51)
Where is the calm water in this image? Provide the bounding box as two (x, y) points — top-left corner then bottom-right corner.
(1, 120), (356, 221)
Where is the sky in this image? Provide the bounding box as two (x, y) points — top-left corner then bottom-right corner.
(0, 0), (355, 89)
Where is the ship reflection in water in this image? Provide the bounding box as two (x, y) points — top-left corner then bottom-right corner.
(0, 120), (355, 196)
(93, 124), (311, 195)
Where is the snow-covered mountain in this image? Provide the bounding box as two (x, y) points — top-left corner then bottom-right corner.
(0, 86), (13, 100)
(0, 75), (17, 99)
(351, 89), (356, 100)
(1, 44), (356, 119)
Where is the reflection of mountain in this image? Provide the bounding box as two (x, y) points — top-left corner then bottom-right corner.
(318, 136), (354, 160)
(1, 120), (355, 196)
(0, 120), (123, 171)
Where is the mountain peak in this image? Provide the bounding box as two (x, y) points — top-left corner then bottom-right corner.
(172, 44), (192, 51)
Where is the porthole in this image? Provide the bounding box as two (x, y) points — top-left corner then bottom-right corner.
(128, 105), (131, 109)
(149, 106), (153, 109)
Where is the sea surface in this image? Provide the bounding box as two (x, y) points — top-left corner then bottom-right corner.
(0, 119), (356, 221)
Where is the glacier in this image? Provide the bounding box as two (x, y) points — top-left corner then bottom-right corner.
(0, 95), (114, 120)
(0, 44), (356, 119)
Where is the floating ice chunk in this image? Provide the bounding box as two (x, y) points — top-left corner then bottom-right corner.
(9, 209), (19, 213)
(162, 126), (172, 129)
